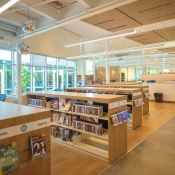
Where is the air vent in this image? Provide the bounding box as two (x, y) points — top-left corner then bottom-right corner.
(0, 36), (3, 40)
(129, 35), (145, 39)
(139, 3), (171, 13)
(107, 25), (126, 31)
(149, 13), (175, 21)
(95, 19), (114, 25)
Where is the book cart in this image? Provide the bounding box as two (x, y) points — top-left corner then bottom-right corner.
(66, 87), (143, 130)
(26, 91), (127, 163)
(89, 84), (150, 115)
(0, 102), (50, 175)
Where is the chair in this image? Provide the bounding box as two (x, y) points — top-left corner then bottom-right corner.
(0, 94), (6, 101)
(54, 88), (62, 92)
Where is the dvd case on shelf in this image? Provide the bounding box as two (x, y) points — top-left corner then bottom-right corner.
(29, 133), (47, 163)
(0, 142), (19, 175)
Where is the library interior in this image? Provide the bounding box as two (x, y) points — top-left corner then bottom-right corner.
(0, 0), (175, 175)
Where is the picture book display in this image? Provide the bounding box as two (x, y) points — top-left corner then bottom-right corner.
(111, 110), (130, 126)
(58, 114), (65, 125)
(134, 98), (144, 107)
(65, 101), (71, 112)
(29, 133), (47, 163)
(0, 142), (19, 175)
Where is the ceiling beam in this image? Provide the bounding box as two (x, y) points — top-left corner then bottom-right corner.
(0, 22), (17, 33)
(77, 0), (91, 8)
(20, 0), (138, 38)
(0, 0), (56, 16)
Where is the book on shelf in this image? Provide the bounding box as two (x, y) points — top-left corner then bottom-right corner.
(62, 129), (70, 142)
(59, 127), (64, 139)
(117, 113), (123, 123)
(51, 125), (59, 137)
(51, 111), (60, 123)
(65, 101), (71, 112)
(59, 98), (66, 110)
(29, 133), (47, 163)
(51, 99), (59, 109)
(121, 111), (127, 121)
(111, 114), (119, 126)
(0, 142), (19, 175)
(58, 114), (65, 125)
(126, 110), (131, 120)
(65, 114), (72, 126)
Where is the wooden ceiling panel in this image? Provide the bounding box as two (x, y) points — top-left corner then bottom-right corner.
(155, 26), (175, 41)
(117, 0), (175, 25)
(159, 47), (175, 52)
(125, 31), (167, 44)
(82, 9), (142, 32)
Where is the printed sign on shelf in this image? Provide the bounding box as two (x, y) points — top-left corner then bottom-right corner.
(109, 100), (127, 109)
(0, 118), (50, 140)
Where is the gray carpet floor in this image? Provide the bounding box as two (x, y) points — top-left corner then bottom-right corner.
(100, 117), (175, 175)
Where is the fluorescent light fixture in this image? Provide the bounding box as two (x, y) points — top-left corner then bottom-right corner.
(108, 43), (165, 55)
(0, 0), (19, 13)
(67, 52), (105, 60)
(64, 29), (136, 47)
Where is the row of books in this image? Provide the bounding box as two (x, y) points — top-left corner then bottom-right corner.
(51, 125), (79, 142)
(72, 104), (103, 117)
(0, 133), (47, 175)
(28, 98), (46, 107)
(111, 110), (131, 126)
(72, 119), (103, 135)
(51, 111), (77, 126)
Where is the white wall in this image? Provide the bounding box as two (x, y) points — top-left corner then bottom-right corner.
(25, 27), (80, 58)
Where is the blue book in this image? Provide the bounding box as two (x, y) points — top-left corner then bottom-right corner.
(117, 113), (123, 123)
(126, 110), (131, 120)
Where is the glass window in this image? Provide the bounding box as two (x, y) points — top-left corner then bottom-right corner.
(59, 59), (66, 69)
(47, 67), (56, 90)
(0, 65), (12, 95)
(21, 66), (31, 93)
(58, 69), (67, 90)
(47, 57), (56, 67)
(120, 68), (127, 81)
(135, 67), (142, 80)
(0, 49), (11, 64)
(32, 54), (47, 67)
(68, 69), (75, 87)
(67, 60), (76, 69)
(128, 67), (135, 81)
(33, 67), (45, 91)
(22, 54), (30, 65)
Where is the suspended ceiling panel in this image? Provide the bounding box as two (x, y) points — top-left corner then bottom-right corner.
(125, 31), (167, 44)
(82, 9), (142, 32)
(154, 26), (175, 41)
(117, 0), (175, 25)
(158, 46), (175, 52)
(48, 0), (77, 9)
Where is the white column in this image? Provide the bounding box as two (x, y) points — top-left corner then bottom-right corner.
(105, 40), (110, 83)
(93, 57), (95, 81)
(80, 39), (85, 86)
(17, 52), (22, 104)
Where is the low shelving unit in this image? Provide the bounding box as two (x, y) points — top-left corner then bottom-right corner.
(26, 91), (127, 163)
(66, 87), (143, 130)
(88, 84), (150, 115)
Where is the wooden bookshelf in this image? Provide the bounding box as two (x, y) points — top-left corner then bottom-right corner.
(88, 84), (149, 115)
(0, 102), (51, 175)
(26, 91), (127, 163)
(66, 87), (143, 130)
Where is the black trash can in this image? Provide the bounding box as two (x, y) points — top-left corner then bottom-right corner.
(154, 93), (163, 102)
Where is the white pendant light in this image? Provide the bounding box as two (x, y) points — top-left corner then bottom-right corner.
(64, 29), (136, 47)
(108, 43), (165, 55)
(0, 0), (19, 13)
(67, 52), (105, 60)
